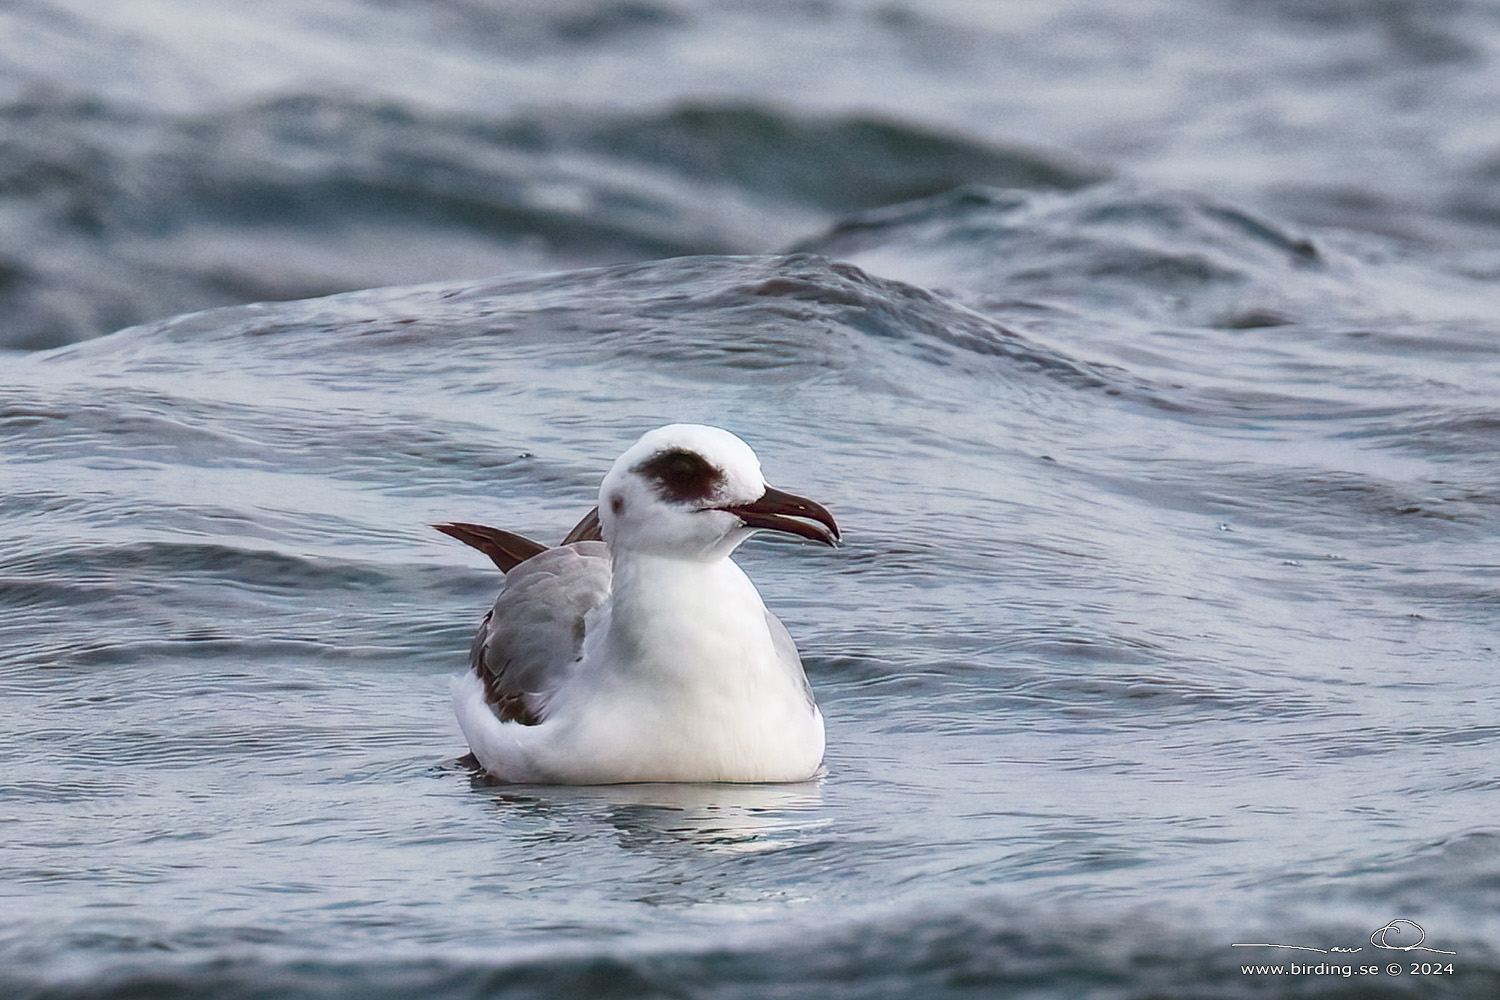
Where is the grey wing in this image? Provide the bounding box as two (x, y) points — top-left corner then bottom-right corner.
(765, 609), (817, 709)
(470, 541), (610, 725)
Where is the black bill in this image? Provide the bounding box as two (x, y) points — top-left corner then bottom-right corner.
(719, 484), (840, 547)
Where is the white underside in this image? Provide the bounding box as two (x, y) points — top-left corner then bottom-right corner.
(453, 552), (826, 784)
(453, 670), (825, 784)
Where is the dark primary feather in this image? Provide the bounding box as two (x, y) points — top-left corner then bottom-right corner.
(561, 506), (603, 544)
(434, 507), (604, 573)
(432, 522), (546, 572)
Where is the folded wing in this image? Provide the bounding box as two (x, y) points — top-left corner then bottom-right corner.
(469, 541), (611, 724)
(435, 512), (611, 726)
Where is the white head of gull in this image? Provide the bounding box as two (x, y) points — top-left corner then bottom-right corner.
(442, 424), (840, 784)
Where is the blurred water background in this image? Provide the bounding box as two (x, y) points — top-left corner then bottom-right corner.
(2, 2), (1499, 998)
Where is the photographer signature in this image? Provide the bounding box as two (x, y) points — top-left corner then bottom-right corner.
(1232, 919), (1456, 955)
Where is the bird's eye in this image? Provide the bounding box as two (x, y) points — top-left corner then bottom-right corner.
(637, 448), (722, 503)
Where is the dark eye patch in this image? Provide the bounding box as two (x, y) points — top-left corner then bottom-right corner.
(636, 448), (723, 503)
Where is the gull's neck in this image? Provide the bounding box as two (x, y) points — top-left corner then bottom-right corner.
(601, 548), (769, 683)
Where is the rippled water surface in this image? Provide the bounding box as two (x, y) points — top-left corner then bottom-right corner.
(3, 2), (1500, 998)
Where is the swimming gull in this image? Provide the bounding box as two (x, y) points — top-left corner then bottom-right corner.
(435, 424), (840, 784)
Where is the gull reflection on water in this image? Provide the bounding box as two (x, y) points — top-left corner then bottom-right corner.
(474, 774), (829, 855)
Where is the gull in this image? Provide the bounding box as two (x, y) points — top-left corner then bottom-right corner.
(435, 424), (840, 784)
